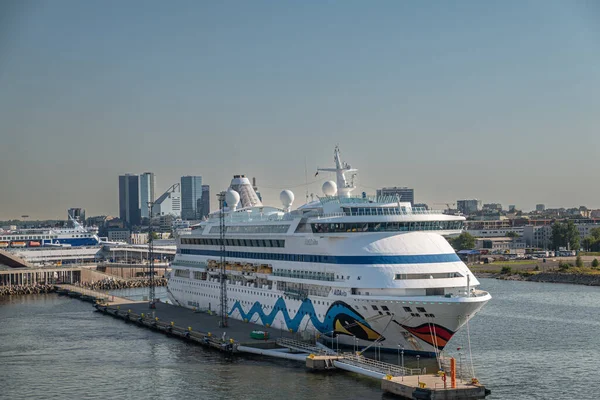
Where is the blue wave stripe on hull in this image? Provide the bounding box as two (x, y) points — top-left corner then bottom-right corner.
(181, 249), (459, 264)
(229, 298), (368, 334)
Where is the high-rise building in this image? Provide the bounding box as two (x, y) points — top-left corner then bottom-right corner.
(376, 187), (414, 206)
(457, 199), (482, 215)
(482, 203), (502, 213)
(119, 174), (141, 227)
(198, 185), (210, 219)
(536, 204), (546, 212)
(139, 172), (156, 219)
(67, 208), (86, 226)
(152, 183), (181, 217)
(181, 176), (203, 220)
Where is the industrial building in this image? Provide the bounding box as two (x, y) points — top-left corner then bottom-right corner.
(153, 183), (182, 218)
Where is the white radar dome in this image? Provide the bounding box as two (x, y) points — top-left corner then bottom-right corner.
(322, 180), (337, 196)
(225, 189), (240, 210)
(280, 190), (295, 209)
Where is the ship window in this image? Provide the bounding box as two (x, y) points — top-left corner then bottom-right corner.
(417, 307), (426, 313)
(371, 305), (378, 311)
(426, 288), (444, 296)
(403, 307), (412, 312)
(381, 306), (389, 311)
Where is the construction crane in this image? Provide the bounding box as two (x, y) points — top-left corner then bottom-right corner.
(148, 201), (156, 309)
(433, 202), (456, 212)
(217, 191), (228, 328)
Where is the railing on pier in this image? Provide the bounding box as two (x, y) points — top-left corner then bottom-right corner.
(276, 338), (335, 355)
(338, 353), (422, 377)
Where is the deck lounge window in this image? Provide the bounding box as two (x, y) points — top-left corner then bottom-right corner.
(180, 237), (285, 248)
(312, 221), (463, 233)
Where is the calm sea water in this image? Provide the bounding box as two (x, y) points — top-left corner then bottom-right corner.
(0, 279), (599, 400)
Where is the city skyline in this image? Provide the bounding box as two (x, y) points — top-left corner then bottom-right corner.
(2, 1), (600, 219)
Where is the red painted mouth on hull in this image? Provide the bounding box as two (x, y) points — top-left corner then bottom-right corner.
(398, 322), (455, 350)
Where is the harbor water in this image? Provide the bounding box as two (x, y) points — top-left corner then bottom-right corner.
(1, 279), (599, 399)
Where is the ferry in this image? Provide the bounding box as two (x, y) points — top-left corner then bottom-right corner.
(167, 147), (491, 355)
(0, 218), (100, 248)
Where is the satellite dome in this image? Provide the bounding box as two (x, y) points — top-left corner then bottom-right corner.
(322, 180), (337, 196)
(225, 189), (240, 210)
(280, 190), (295, 210)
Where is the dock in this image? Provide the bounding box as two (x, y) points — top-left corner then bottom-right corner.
(382, 375), (489, 399)
(88, 298), (489, 399)
(55, 284), (140, 305)
(94, 300), (299, 349)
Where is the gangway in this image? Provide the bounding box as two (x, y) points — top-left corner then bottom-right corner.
(336, 353), (422, 377)
(275, 338), (336, 355)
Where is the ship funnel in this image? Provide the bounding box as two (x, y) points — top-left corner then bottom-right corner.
(229, 175), (263, 208)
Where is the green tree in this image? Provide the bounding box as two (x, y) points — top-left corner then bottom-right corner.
(592, 258), (599, 268)
(450, 232), (476, 251)
(506, 231), (519, 238)
(552, 220), (580, 251)
(583, 237), (594, 252)
(576, 254), (584, 268)
(590, 228), (600, 240)
(558, 262), (571, 271)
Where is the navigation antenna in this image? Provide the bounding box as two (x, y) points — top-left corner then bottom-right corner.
(218, 191), (228, 327)
(148, 201), (156, 309)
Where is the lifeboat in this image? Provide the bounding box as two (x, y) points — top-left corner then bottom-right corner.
(0, 241), (9, 248)
(250, 330), (269, 340)
(29, 241), (41, 247)
(11, 241), (26, 248)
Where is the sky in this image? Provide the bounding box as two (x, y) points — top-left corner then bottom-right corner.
(1, 0), (599, 220)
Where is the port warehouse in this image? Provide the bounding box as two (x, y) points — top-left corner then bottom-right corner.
(1, 244), (176, 267)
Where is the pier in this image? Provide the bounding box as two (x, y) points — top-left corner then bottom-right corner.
(0, 266), (80, 286)
(89, 299), (489, 399)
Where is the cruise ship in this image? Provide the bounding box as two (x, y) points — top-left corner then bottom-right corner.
(168, 147), (491, 355)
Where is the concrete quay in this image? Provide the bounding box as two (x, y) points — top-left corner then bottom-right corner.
(381, 375), (489, 399)
(56, 284), (140, 305)
(95, 300), (299, 348)
(91, 301), (489, 399)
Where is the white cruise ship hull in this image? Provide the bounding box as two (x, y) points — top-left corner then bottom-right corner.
(167, 230), (491, 356)
(167, 274), (489, 356)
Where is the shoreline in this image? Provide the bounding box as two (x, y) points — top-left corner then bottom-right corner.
(474, 271), (600, 286)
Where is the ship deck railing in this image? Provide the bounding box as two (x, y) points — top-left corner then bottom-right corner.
(272, 271), (335, 282)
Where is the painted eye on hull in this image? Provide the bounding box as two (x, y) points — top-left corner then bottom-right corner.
(333, 314), (383, 341)
(325, 301), (383, 341)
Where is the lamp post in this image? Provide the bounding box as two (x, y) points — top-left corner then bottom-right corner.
(401, 347), (405, 375)
(416, 355), (420, 370)
(458, 348), (464, 381)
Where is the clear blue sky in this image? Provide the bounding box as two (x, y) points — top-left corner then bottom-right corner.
(1, 0), (599, 219)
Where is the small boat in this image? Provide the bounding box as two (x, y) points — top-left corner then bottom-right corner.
(0, 241), (9, 248)
(29, 241), (41, 247)
(11, 241), (26, 248)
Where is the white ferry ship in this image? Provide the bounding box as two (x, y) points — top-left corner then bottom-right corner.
(0, 218), (100, 248)
(168, 147), (491, 355)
